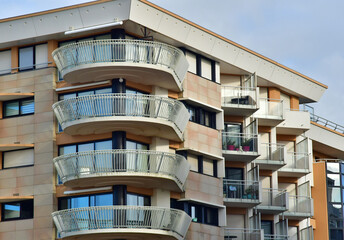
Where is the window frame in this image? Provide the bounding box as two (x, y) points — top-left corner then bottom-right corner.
(184, 103), (216, 129)
(18, 43), (48, 72)
(3, 97), (34, 118)
(2, 148), (35, 170)
(1, 199), (34, 221)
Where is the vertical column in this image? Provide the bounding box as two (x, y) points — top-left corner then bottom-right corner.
(112, 131), (126, 149)
(112, 78), (126, 93)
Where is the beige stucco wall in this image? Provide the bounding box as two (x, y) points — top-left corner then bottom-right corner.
(0, 68), (56, 240)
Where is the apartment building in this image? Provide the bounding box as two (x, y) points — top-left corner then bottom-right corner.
(0, 0), (331, 239)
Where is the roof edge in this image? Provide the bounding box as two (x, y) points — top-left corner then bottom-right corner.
(139, 0), (328, 90)
(0, 0), (113, 23)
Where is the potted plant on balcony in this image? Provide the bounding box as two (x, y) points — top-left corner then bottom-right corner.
(245, 185), (257, 199)
(227, 139), (236, 151)
(242, 138), (252, 151)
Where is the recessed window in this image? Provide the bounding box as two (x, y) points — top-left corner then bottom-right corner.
(2, 200), (34, 221)
(19, 44), (48, 71)
(184, 103), (216, 129)
(3, 97), (34, 118)
(3, 148), (34, 169)
(184, 50), (216, 82)
(171, 200), (218, 226)
(0, 50), (11, 75)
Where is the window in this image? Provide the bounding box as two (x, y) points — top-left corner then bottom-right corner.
(19, 44), (48, 71)
(59, 193), (114, 210)
(3, 97), (34, 118)
(172, 200), (218, 226)
(3, 148), (34, 169)
(1, 200), (34, 221)
(0, 50), (11, 75)
(184, 103), (216, 129)
(180, 151), (217, 177)
(183, 50), (216, 82)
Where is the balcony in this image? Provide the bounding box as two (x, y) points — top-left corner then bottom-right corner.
(255, 143), (286, 170)
(221, 86), (259, 116)
(223, 179), (261, 207)
(222, 132), (259, 162)
(278, 152), (310, 177)
(254, 98), (284, 126)
(53, 94), (190, 141)
(52, 206), (191, 240)
(54, 149), (190, 192)
(283, 195), (313, 220)
(277, 109), (310, 135)
(52, 39), (189, 91)
(256, 188), (288, 214)
(224, 228), (263, 240)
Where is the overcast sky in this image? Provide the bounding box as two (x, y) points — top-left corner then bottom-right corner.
(1, 0), (343, 125)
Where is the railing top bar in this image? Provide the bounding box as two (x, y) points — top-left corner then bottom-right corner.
(222, 132), (258, 137)
(288, 195), (312, 199)
(224, 228), (262, 232)
(221, 85), (257, 90)
(314, 158), (344, 163)
(52, 205), (186, 215)
(260, 142), (285, 147)
(287, 151), (309, 155)
(259, 97), (283, 102)
(53, 39), (184, 54)
(54, 149), (184, 160)
(261, 188), (287, 193)
(52, 93), (183, 107)
(223, 179), (259, 184)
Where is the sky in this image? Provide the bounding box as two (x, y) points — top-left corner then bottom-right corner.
(1, 0), (343, 125)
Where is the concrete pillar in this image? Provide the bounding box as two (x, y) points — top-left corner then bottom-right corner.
(151, 189), (170, 208)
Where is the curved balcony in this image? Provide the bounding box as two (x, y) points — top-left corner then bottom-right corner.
(54, 149), (190, 192)
(52, 39), (189, 91)
(52, 94), (190, 141)
(52, 206), (191, 240)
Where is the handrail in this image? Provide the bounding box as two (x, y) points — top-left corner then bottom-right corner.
(224, 228), (262, 239)
(52, 206), (191, 239)
(284, 152), (309, 170)
(52, 39), (189, 86)
(260, 188), (287, 208)
(223, 179), (260, 200)
(287, 195), (313, 214)
(310, 113), (344, 134)
(221, 85), (257, 107)
(254, 98), (284, 119)
(54, 149), (190, 190)
(257, 143), (285, 162)
(222, 132), (258, 152)
(52, 93), (190, 135)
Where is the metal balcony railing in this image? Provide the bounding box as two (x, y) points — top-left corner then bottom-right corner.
(284, 152), (309, 171)
(222, 132), (258, 153)
(254, 98), (283, 119)
(310, 113), (344, 134)
(52, 39), (189, 86)
(52, 93), (190, 134)
(224, 228), (262, 240)
(223, 179), (260, 201)
(221, 86), (257, 107)
(54, 149), (190, 190)
(264, 234), (289, 240)
(300, 226), (314, 240)
(286, 195), (313, 216)
(260, 188), (288, 209)
(52, 206), (191, 239)
(257, 143), (285, 164)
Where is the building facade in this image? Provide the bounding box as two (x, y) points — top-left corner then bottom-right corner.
(0, 0), (334, 239)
